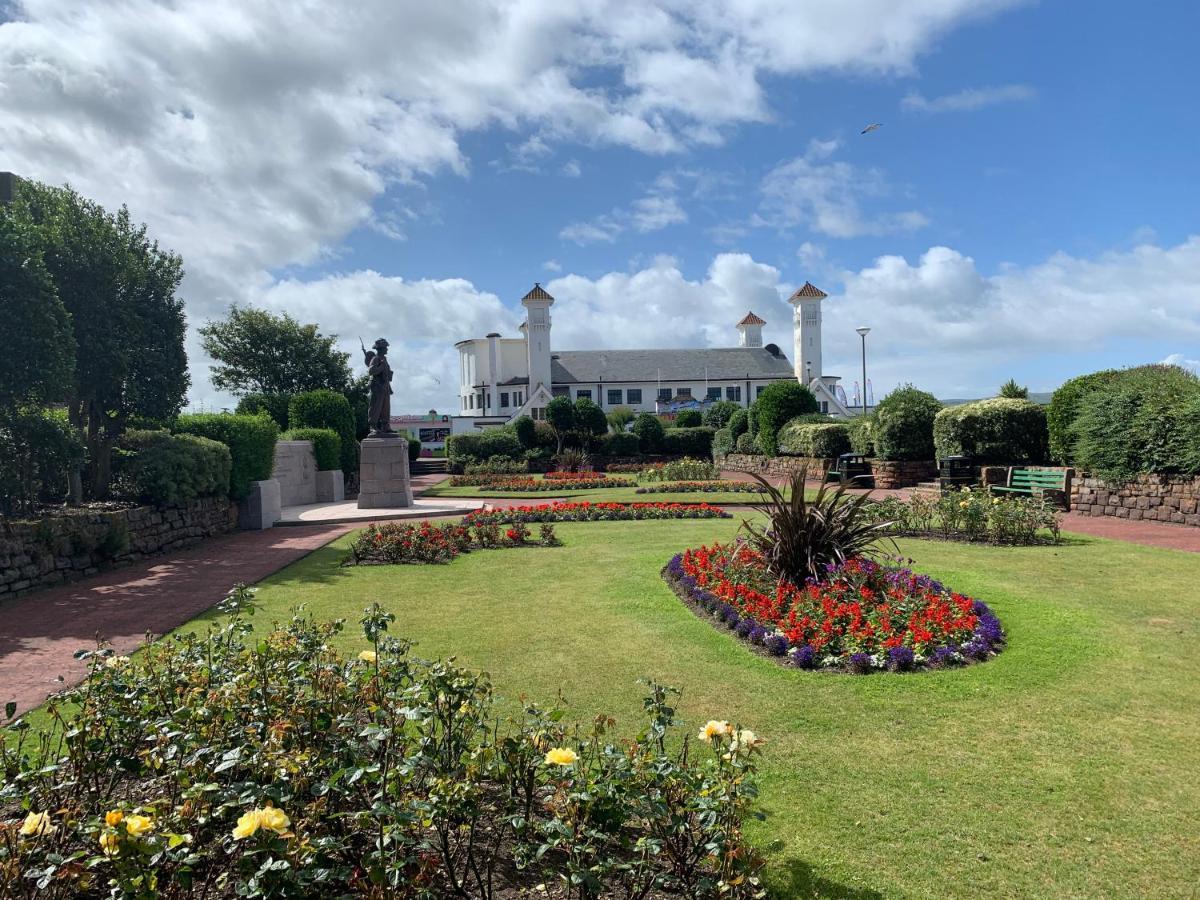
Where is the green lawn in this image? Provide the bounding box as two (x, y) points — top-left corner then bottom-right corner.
(180, 520), (1200, 898)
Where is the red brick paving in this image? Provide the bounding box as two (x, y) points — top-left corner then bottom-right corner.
(1059, 512), (1200, 552)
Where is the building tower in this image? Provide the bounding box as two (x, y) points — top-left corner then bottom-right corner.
(521, 283), (555, 393)
(787, 282), (828, 385)
(736, 311), (766, 347)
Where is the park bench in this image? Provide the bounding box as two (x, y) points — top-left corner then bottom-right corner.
(989, 467), (1071, 508)
(826, 453), (874, 488)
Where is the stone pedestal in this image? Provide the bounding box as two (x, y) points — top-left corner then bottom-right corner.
(316, 469), (345, 502)
(357, 438), (414, 508)
(238, 479), (282, 530)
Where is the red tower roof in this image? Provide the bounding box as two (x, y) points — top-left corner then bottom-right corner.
(521, 283), (555, 302)
(789, 281), (828, 300)
(737, 311), (767, 326)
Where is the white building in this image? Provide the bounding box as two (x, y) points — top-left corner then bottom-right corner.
(453, 282), (851, 431)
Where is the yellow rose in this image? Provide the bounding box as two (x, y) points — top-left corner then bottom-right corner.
(232, 806), (291, 840)
(99, 832), (120, 856)
(357, 650), (377, 663)
(105, 810), (124, 827)
(105, 655), (131, 668)
(993, 497), (1002, 505)
(18, 811), (55, 837)
(543, 747), (578, 767)
(123, 814), (154, 837)
(698, 720), (731, 743)
(258, 807), (290, 833)
(959, 500), (969, 509)
(732, 728), (762, 748)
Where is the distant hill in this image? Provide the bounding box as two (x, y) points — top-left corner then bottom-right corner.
(938, 392), (1053, 406)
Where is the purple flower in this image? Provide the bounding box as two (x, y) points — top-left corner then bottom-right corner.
(748, 625), (768, 646)
(961, 639), (990, 660)
(886, 646), (915, 672)
(790, 645), (817, 669)
(764, 634), (789, 657)
(735, 618), (757, 639)
(930, 645), (958, 668)
(847, 652), (872, 674)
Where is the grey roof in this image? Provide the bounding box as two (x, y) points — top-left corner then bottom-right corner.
(549, 347), (793, 384)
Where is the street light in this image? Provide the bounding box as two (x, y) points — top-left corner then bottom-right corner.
(855, 327), (871, 415)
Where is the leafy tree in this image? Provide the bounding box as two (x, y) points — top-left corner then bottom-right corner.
(199, 305), (352, 397)
(573, 397), (608, 446)
(544, 395), (576, 453)
(702, 400), (741, 430)
(606, 405), (635, 433)
(998, 379), (1029, 399)
(751, 382), (819, 456)
(511, 415), (536, 449)
(8, 180), (188, 499)
(631, 412), (665, 453)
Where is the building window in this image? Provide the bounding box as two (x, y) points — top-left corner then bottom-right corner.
(726, 386), (741, 402)
(576, 389), (592, 400)
(552, 386), (569, 397)
(677, 387), (692, 399)
(706, 386), (721, 402)
(531, 407), (545, 421)
(657, 387), (671, 402)
(820, 400), (829, 413)
(627, 388), (642, 405)
(485, 393), (491, 410)
(500, 392), (510, 408)
(606, 388), (622, 406)
(756, 385), (766, 398)
(468, 394), (475, 410)
(515, 391), (524, 406)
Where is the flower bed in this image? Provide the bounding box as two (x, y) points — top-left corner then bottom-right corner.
(864, 488), (1062, 545)
(448, 474), (637, 491)
(665, 542), (1004, 673)
(0, 595), (765, 897)
(543, 470), (607, 481)
(349, 519), (559, 565)
(464, 500), (731, 525)
(635, 480), (762, 494)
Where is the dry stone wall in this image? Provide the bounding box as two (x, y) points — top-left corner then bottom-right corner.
(1072, 474), (1200, 526)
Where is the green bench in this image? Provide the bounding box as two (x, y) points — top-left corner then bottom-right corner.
(989, 467), (1071, 507)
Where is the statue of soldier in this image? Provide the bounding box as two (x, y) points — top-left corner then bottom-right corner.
(363, 337), (395, 436)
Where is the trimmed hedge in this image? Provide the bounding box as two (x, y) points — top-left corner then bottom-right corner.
(235, 393), (291, 431)
(703, 400), (742, 429)
(873, 386), (942, 461)
(289, 389), (358, 474)
(512, 415), (536, 449)
(0, 408), (85, 514)
(1068, 364), (1200, 479)
(173, 413), (278, 501)
(674, 409), (703, 428)
(120, 429), (231, 506)
(409, 437), (422, 463)
(1046, 368), (1123, 464)
(752, 382), (818, 456)
(446, 429), (524, 466)
(599, 431), (641, 457)
(933, 398), (1048, 464)
(712, 427), (734, 459)
(778, 421), (851, 459)
(735, 432), (759, 455)
(632, 412), (666, 453)
(728, 408), (749, 442)
(662, 426), (715, 458)
(281, 427), (341, 471)
(847, 415), (875, 456)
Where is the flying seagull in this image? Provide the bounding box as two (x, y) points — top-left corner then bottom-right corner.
(861, 123), (882, 134)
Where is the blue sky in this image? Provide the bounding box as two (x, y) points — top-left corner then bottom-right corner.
(2, 0), (1198, 409)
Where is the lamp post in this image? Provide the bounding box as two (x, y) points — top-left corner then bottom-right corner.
(855, 327), (871, 416)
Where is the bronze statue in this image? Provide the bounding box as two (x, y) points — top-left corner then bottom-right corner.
(362, 337), (396, 437)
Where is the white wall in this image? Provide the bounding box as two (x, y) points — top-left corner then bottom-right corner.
(556, 378), (791, 413)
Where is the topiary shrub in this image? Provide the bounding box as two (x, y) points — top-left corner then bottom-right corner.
(703, 400), (742, 430)
(119, 429), (231, 506)
(446, 429), (524, 470)
(599, 431), (641, 457)
(173, 413), (278, 501)
(674, 409), (703, 428)
(289, 389), (358, 474)
(751, 382), (818, 456)
(873, 385), (942, 461)
(235, 393), (292, 431)
(1068, 364), (1200, 479)
(847, 415), (875, 456)
(409, 437), (422, 463)
(735, 432), (759, 455)
(632, 412), (665, 453)
(511, 415), (536, 449)
(281, 428), (341, 471)
(712, 427), (734, 459)
(777, 422), (851, 459)
(728, 408), (749, 442)
(1046, 368), (1123, 464)
(933, 398), (1049, 464)
(662, 426), (715, 458)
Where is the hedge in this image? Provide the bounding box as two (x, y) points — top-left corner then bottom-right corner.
(235, 393), (292, 431)
(777, 421), (851, 459)
(735, 432), (759, 454)
(512, 415), (536, 449)
(703, 400), (742, 430)
(873, 386), (941, 461)
(598, 431), (641, 457)
(632, 413), (665, 453)
(446, 430), (524, 466)
(847, 415), (875, 456)
(409, 437), (422, 463)
(932, 398), (1048, 464)
(1045, 368), (1124, 465)
(289, 389), (358, 474)
(0, 408), (85, 514)
(662, 426), (715, 458)
(120, 429), (231, 506)
(728, 408), (749, 442)
(674, 409), (702, 428)
(281, 427), (341, 471)
(751, 382), (818, 456)
(712, 427), (734, 459)
(173, 413), (278, 501)
(1068, 364), (1200, 479)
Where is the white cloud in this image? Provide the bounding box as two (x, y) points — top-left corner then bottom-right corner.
(542, 259), (563, 272)
(561, 159), (582, 177)
(757, 139), (929, 238)
(559, 217), (623, 245)
(560, 169), (691, 243)
(902, 84), (1035, 113)
(631, 195), (688, 232)
(1161, 353), (1200, 373)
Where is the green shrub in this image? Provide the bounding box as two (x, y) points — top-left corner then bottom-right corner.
(674, 409), (703, 427)
(933, 398), (1049, 464)
(446, 429), (524, 467)
(1068, 365), (1200, 479)
(174, 413), (278, 501)
(281, 427), (341, 471)
(873, 385), (942, 461)
(1046, 368), (1122, 464)
(777, 421), (851, 458)
(119, 429), (231, 505)
(464, 457), (528, 475)
(573, 397), (609, 444)
(643, 457), (718, 481)
(598, 431), (641, 457)
(408, 437), (421, 463)
(712, 427), (734, 459)
(728, 408), (749, 442)
(703, 400), (742, 430)
(751, 382), (818, 456)
(735, 432), (759, 455)
(632, 412), (665, 453)
(0, 408), (85, 515)
(289, 389), (358, 473)
(847, 415), (875, 456)
(662, 426), (715, 457)
(235, 392), (291, 430)
(511, 415), (536, 449)
(606, 405), (636, 433)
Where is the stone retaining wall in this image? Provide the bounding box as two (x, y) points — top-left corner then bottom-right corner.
(721, 454), (936, 489)
(1072, 473), (1200, 526)
(869, 460), (938, 490)
(0, 497), (235, 600)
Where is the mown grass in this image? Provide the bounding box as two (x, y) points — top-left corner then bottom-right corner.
(422, 474), (776, 505)
(175, 520), (1200, 897)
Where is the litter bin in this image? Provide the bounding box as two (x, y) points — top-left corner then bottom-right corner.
(938, 455), (974, 492)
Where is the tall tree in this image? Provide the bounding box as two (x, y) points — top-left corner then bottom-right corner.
(999, 379), (1029, 399)
(199, 306), (353, 397)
